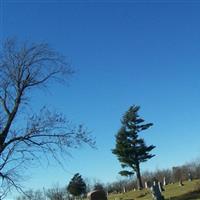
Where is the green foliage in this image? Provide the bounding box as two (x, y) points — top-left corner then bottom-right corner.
(67, 173), (86, 197)
(112, 105), (155, 189)
(119, 170), (134, 176)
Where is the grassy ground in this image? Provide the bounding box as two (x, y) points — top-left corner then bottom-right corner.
(108, 179), (200, 200)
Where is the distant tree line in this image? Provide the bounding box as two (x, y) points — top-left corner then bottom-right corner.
(16, 159), (200, 199)
(16, 173), (103, 200)
(105, 159), (200, 194)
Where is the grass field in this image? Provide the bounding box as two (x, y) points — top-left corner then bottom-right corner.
(108, 179), (200, 200)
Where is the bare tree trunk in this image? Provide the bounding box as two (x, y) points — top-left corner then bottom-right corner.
(136, 163), (143, 190)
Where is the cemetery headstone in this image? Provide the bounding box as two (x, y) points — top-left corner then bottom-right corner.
(123, 186), (126, 193)
(145, 181), (148, 189)
(158, 182), (165, 192)
(163, 177), (166, 186)
(150, 180), (164, 200)
(188, 172), (192, 181)
(88, 190), (107, 200)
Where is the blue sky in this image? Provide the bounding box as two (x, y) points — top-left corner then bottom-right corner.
(1, 0), (200, 198)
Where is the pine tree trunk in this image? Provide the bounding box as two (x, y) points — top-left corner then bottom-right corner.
(136, 163), (143, 190)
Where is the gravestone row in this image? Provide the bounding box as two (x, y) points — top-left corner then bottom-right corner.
(87, 173), (193, 200)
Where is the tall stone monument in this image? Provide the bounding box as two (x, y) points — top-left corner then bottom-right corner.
(151, 180), (165, 200)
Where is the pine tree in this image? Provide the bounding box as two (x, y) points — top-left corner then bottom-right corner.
(67, 173), (86, 197)
(112, 105), (155, 190)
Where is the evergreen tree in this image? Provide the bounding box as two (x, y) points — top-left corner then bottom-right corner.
(67, 173), (86, 197)
(112, 105), (155, 190)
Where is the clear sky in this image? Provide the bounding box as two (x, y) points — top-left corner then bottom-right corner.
(1, 0), (200, 199)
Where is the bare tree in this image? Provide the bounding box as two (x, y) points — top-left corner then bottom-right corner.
(45, 186), (66, 200)
(0, 38), (94, 197)
(16, 187), (66, 200)
(16, 189), (45, 200)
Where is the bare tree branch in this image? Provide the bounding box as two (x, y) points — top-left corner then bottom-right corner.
(0, 38), (94, 197)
